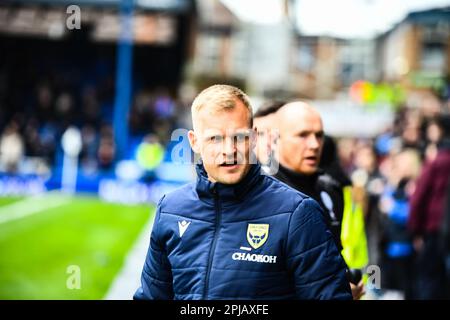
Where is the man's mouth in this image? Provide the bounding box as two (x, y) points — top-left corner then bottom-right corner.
(220, 162), (239, 167)
(304, 156), (318, 163)
(219, 157), (242, 167)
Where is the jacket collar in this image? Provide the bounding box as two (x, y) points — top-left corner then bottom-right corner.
(195, 161), (262, 203)
(276, 163), (322, 187)
(275, 163), (322, 200)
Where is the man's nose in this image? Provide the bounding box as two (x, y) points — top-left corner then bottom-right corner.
(307, 135), (320, 149)
(222, 137), (237, 155)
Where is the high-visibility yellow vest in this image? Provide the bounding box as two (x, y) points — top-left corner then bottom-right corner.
(340, 186), (369, 269)
(136, 142), (164, 171)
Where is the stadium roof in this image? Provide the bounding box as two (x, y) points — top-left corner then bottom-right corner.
(405, 5), (450, 24)
(3, 0), (192, 12)
(377, 6), (450, 39)
(0, 1), (188, 44)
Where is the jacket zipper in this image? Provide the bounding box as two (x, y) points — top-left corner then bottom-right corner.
(203, 188), (221, 299)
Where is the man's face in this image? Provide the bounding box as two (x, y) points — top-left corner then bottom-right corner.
(253, 114), (277, 165)
(188, 99), (255, 184)
(278, 108), (324, 175)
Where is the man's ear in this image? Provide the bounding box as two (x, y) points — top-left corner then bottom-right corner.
(188, 130), (200, 154)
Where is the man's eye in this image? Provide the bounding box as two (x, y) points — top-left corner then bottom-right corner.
(210, 136), (222, 143)
(298, 132), (308, 138)
(234, 133), (247, 142)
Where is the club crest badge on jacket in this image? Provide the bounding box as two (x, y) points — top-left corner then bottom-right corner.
(247, 224), (269, 249)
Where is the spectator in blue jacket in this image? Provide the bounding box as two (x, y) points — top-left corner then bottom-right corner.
(379, 148), (420, 299)
(134, 84), (352, 300)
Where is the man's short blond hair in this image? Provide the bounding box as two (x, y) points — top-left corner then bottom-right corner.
(191, 84), (253, 130)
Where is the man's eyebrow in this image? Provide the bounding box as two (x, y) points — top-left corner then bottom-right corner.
(297, 130), (324, 136)
(233, 129), (252, 134)
(203, 133), (220, 140)
(202, 129), (251, 138)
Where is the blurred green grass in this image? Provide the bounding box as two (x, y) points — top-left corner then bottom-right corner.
(0, 196), (23, 206)
(0, 194), (153, 299)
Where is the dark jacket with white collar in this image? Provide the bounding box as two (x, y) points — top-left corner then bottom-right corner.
(134, 163), (351, 300)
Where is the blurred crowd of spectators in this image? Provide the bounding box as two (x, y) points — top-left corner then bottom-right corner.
(0, 64), (187, 177)
(333, 92), (450, 299)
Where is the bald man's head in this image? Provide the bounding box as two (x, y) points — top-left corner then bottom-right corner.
(276, 102), (321, 125)
(276, 101), (324, 175)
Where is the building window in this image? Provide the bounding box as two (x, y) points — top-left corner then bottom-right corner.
(200, 35), (221, 72)
(297, 44), (315, 72)
(421, 42), (446, 73)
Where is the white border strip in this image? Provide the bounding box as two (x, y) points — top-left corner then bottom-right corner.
(0, 194), (71, 225)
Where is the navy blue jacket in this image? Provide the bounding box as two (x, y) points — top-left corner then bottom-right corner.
(134, 163), (352, 300)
